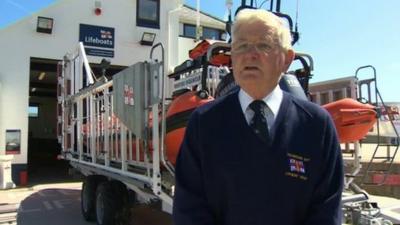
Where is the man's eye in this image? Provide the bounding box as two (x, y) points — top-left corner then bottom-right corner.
(236, 43), (248, 51)
(257, 43), (272, 51)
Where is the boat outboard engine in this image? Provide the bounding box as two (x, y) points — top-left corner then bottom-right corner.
(215, 72), (238, 98)
(279, 74), (308, 101)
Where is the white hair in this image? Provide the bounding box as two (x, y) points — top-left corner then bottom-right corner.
(232, 8), (293, 51)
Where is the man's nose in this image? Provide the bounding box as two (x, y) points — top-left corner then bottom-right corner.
(244, 45), (261, 58)
(246, 44), (259, 53)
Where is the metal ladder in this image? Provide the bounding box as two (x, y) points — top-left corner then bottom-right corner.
(356, 65), (400, 186)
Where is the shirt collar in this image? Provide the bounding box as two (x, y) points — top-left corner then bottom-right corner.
(238, 85), (283, 118)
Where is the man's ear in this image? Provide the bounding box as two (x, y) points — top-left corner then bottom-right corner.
(283, 49), (295, 72)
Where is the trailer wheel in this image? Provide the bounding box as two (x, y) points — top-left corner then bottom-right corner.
(95, 182), (120, 225)
(81, 176), (103, 221)
(110, 181), (132, 225)
(95, 181), (133, 225)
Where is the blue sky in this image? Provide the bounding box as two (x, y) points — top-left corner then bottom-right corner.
(1, 0), (399, 101)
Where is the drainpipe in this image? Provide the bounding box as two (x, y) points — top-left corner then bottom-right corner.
(0, 82), (2, 155)
(196, 0), (201, 40)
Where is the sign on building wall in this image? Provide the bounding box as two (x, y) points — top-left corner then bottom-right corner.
(5, 130), (21, 155)
(79, 24), (115, 58)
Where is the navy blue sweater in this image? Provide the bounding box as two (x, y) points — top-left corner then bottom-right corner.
(173, 90), (344, 225)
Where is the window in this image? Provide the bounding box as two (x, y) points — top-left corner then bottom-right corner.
(183, 24), (196, 38)
(309, 93), (317, 103)
(137, 0), (160, 29)
(346, 88), (351, 98)
(320, 92), (329, 105)
(29, 104), (39, 118)
(203, 27), (223, 40)
(182, 24), (225, 40)
(333, 90), (343, 101)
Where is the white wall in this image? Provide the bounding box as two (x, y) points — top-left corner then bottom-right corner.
(0, 53), (29, 164)
(177, 36), (197, 64)
(0, 82), (2, 156)
(0, 0), (180, 164)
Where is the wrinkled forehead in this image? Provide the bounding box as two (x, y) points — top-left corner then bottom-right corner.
(232, 21), (278, 43)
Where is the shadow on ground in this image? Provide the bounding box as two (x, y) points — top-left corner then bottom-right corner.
(14, 187), (172, 225)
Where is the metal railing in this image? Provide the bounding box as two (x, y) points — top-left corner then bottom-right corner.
(356, 65), (400, 186)
(58, 42), (173, 206)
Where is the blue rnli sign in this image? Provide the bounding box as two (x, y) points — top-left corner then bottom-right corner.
(79, 24), (114, 49)
(85, 48), (114, 58)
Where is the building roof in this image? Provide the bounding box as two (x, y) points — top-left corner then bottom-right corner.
(179, 4), (226, 30)
(309, 76), (357, 87)
(2, 2), (227, 32)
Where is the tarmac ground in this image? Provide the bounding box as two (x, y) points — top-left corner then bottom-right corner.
(0, 182), (172, 225)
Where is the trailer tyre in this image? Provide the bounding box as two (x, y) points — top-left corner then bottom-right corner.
(110, 181), (132, 225)
(81, 176), (103, 221)
(95, 182), (121, 225)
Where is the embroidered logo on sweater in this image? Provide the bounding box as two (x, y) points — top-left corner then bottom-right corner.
(285, 153), (310, 181)
(289, 158), (305, 174)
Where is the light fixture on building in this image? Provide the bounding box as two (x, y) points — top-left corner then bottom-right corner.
(31, 88), (37, 92)
(38, 72), (46, 80)
(36, 16), (54, 34)
(140, 32), (156, 46)
(221, 33), (228, 41)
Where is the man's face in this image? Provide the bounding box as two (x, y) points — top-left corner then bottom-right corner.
(231, 20), (293, 99)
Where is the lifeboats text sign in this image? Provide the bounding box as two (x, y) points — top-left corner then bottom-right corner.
(79, 24), (114, 58)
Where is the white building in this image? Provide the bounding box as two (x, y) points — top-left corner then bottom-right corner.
(309, 76), (358, 105)
(0, 0), (225, 185)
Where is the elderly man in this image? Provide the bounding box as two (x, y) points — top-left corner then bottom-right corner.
(173, 8), (343, 225)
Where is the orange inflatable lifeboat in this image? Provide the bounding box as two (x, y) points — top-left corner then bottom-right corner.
(81, 92), (213, 165)
(323, 98), (377, 143)
(188, 39), (231, 66)
(189, 39), (220, 59)
(165, 91), (214, 165)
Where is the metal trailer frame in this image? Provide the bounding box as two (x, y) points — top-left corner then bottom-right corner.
(58, 43), (174, 213)
(57, 42), (232, 219)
